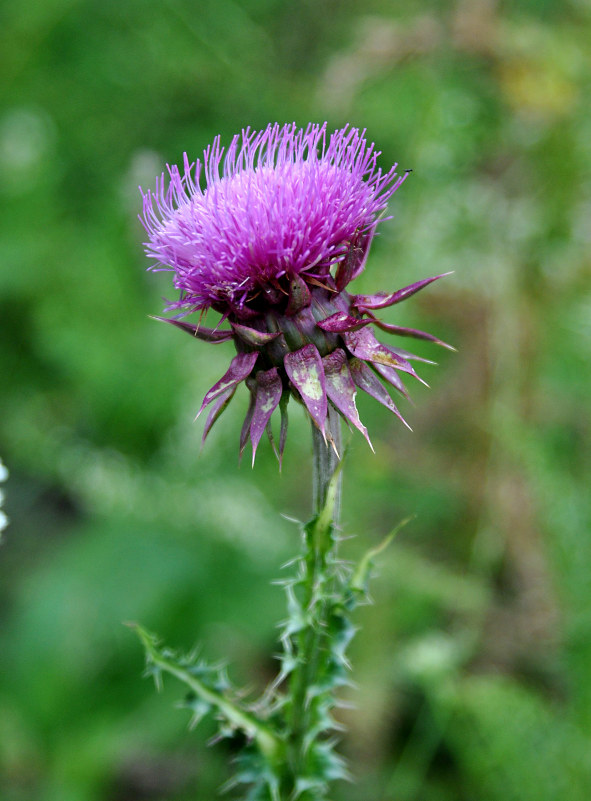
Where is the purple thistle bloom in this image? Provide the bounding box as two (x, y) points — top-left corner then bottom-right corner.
(141, 122), (451, 462)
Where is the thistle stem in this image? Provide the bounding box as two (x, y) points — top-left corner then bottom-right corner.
(312, 405), (342, 516)
(286, 405), (342, 796)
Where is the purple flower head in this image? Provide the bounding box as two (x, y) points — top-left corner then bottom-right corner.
(141, 122), (451, 462)
(142, 123), (403, 315)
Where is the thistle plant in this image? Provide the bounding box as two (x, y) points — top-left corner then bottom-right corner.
(133, 122), (449, 800)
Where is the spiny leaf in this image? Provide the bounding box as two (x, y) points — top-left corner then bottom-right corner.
(350, 515), (415, 595)
(126, 623), (281, 761)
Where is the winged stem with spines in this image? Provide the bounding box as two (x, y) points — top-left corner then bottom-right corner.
(131, 442), (404, 800)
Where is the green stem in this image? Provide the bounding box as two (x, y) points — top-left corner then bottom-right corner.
(312, 405), (342, 515)
(287, 406), (342, 792)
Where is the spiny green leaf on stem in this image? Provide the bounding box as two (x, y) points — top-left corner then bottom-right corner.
(180, 693), (213, 730)
(349, 515), (415, 596)
(282, 582), (309, 637)
(222, 746), (282, 801)
(126, 622), (281, 762)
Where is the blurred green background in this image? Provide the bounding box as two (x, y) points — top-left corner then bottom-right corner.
(1, 0), (590, 799)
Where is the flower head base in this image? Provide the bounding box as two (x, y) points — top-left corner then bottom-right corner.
(141, 123), (451, 462)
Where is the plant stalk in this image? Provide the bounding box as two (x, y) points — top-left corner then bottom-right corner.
(312, 405), (342, 516)
(286, 405), (342, 794)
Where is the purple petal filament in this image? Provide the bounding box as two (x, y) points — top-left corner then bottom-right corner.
(141, 123), (406, 312)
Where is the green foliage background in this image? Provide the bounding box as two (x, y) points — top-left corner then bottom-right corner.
(1, 1), (590, 799)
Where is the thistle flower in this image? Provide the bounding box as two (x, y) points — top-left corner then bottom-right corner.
(141, 122), (450, 462)
(0, 457), (8, 536)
